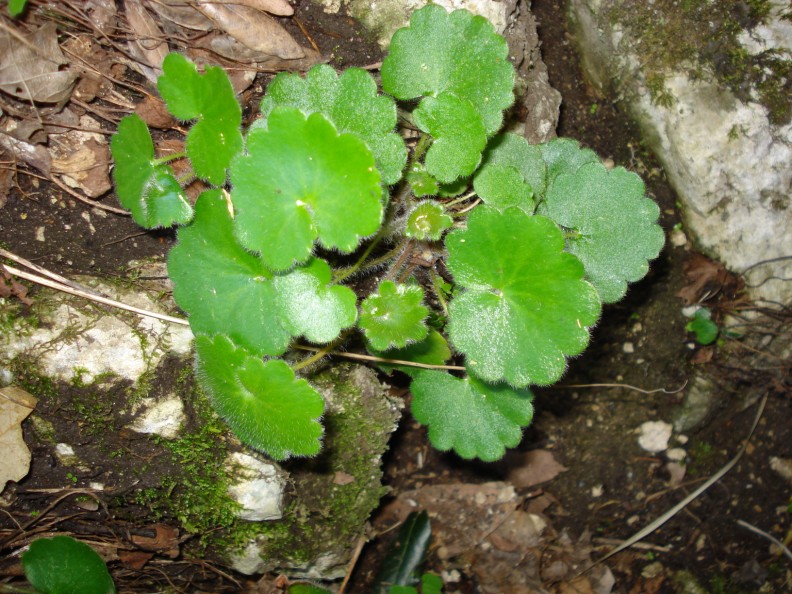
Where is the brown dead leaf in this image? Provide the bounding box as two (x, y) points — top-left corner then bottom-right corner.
(0, 386), (38, 494)
(333, 471), (356, 485)
(119, 550), (154, 570)
(507, 449), (568, 488)
(676, 253), (742, 305)
(0, 271), (33, 305)
(0, 133), (52, 176)
(130, 523), (180, 557)
(557, 576), (596, 594)
(124, 0), (169, 82)
(136, 94), (174, 129)
(197, 2), (306, 60)
(147, 0), (214, 31)
(206, 0), (294, 17)
(0, 22), (77, 103)
(50, 118), (111, 198)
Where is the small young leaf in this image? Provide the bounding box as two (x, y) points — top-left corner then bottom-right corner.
(110, 114), (192, 228)
(406, 164), (440, 197)
(446, 206), (601, 386)
(195, 335), (324, 459)
(9, 0), (28, 17)
(544, 162), (665, 302)
(539, 137), (599, 183)
(232, 107), (383, 271)
(22, 535), (116, 594)
(405, 201), (453, 241)
(421, 573), (444, 594)
(360, 281), (429, 351)
(370, 330), (452, 378)
(157, 53), (243, 185)
(686, 308), (719, 345)
(382, 4), (514, 135)
(413, 92), (487, 183)
(474, 132), (546, 209)
(260, 64), (407, 184)
(169, 190), (356, 356)
(411, 370), (534, 461)
(373, 511), (432, 594)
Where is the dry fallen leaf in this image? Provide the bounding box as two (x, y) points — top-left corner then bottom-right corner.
(50, 116), (112, 198)
(197, 2), (306, 60)
(0, 386), (38, 494)
(507, 449), (568, 488)
(205, 0), (294, 17)
(0, 22), (77, 103)
(124, 0), (169, 82)
(147, 0), (214, 31)
(0, 132), (52, 177)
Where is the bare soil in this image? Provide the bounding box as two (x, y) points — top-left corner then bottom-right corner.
(1, 1), (790, 593)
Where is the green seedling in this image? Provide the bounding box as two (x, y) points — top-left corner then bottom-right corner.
(21, 535), (116, 594)
(686, 307), (720, 345)
(110, 5), (664, 462)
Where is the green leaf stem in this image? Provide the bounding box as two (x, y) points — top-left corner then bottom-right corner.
(260, 64), (407, 184)
(544, 162), (665, 302)
(446, 206), (601, 386)
(411, 370), (534, 461)
(195, 335), (324, 459)
(110, 114), (192, 228)
(232, 107), (383, 271)
(157, 53), (242, 185)
(382, 3), (514, 135)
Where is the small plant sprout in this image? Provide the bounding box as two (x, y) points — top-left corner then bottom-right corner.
(110, 5), (664, 462)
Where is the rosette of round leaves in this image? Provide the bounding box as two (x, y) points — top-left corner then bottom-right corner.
(110, 114), (192, 228)
(168, 190), (357, 356)
(405, 200), (453, 241)
(259, 64), (407, 184)
(411, 370), (534, 461)
(544, 161), (665, 303)
(381, 4), (514, 136)
(445, 206), (602, 386)
(412, 91), (487, 183)
(473, 133), (546, 212)
(231, 107), (383, 271)
(195, 335), (324, 459)
(360, 281), (429, 351)
(157, 53), (243, 186)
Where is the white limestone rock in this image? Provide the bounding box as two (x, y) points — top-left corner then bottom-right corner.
(225, 452), (285, 522)
(637, 420), (672, 453)
(568, 0), (792, 306)
(127, 394), (186, 439)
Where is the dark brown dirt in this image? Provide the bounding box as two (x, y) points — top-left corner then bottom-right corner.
(1, 1), (790, 593)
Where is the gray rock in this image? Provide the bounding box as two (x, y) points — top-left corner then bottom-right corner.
(127, 394), (186, 439)
(672, 374), (717, 433)
(568, 0), (792, 306)
(225, 452), (285, 522)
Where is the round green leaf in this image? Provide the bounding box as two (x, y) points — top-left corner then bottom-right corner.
(405, 200), (453, 241)
(157, 53), (243, 185)
(474, 132), (546, 208)
(381, 4), (514, 135)
(232, 107), (383, 271)
(195, 335), (324, 459)
(411, 370), (534, 461)
(260, 64), (407, 184)
(544, 162), (665, 303)
(110, 114), (192, 228)
(413, 92), (487, 183)
(446, 206), (601, 386)
(360, 281), (429, 351)
(406, 163), (440, 197)
(22, 535), (115, 594)
(169, 190), (356, 356)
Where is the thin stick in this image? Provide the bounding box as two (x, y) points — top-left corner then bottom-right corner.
(0, 248), (104, 297)
(736, 519), (792, 563)
(338, 534), (367, 594)
(1, 263), (189, 326)
(555, 381), (688, 395)
(293, 344), (466, 371)
(49, 175), (129, 215)
(578, 392), (768, 575)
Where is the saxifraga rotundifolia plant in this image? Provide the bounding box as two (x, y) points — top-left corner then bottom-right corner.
(110, 5), (665, 462)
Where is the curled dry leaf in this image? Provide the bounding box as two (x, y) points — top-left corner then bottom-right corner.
(50, 117), (112, 198)
(0, 22), (77, 103)
(204, 0), (294, 17)
(0, 133), (52, 177)
(147, 0), (213, 31)
(197, 2), (306, 60)
(124, 0), (169, 82)
(0, 386), (38, 494)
